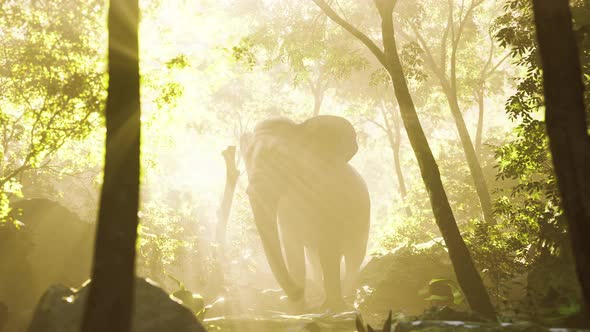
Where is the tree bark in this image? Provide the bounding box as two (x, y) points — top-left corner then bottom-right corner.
(309, 78), (325, 117)
(475, 90), (484, 155)
(312, 89), (324, 117)
(381, 104), (411, 216)
(216, 146), (240, 251)
(406, 2), (495, 224)
(81, 0), (141, 331)
(376, 3), (495, 319)
(311, 0), (496, 319)
(532, 0), (590, 315)
(211, 146), (239, 294)
(442, 85), (494, 224)
(445, 0), (494, 225)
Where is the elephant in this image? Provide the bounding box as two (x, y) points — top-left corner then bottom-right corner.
(240, 115), (370, 309)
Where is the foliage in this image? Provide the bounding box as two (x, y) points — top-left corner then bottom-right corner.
(491, 0), (590, 263)
(448, 0), (590, 315)
(0, 0), (106, 223)
(136, 199), (204, 287)
(235, 0), (371, 116)
(375, 142), (500, 248)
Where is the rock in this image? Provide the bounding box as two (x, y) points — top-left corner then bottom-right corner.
(0, 220), (35, 313)
(28, 278), (206, 332)
(416, 306), (487, 322)
(27, 285), (77, 331)
(11, 199), (95, 290)
(0, 198), (95, 315)
(355, 244), (456, 316)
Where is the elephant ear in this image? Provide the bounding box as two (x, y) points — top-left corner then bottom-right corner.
(298, 115), (358, 163)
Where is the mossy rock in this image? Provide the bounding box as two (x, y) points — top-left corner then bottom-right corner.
(356, 245), (456, 316)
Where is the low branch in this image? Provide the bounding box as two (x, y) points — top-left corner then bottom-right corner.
(216, 146), (240, 250)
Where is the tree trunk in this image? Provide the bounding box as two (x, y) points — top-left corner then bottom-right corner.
(311, 84), (324, 117)
(381, 21), (497, 322)
(475, 90), (485, 156)
(409, 3), (494, 224)
(532, 0), (590, 315)
(382, 105), (411, 216)
(211, 146), (240, 293)
(375, 0), (496, 319)
(81, 0), (141, 331)
(443, 86), (494, 224)
(216, 146), (240, 250)
(310, 0), (496, 319)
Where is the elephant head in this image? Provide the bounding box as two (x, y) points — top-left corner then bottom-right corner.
(240, 115), (358, 301)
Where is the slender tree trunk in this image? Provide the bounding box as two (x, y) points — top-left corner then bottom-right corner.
(216, 146), (240, 250)
(442, 86), (494, 224)
(311, 85), (324, 117)
(377, 6), (495, 319)
(532, 0), (590, 315)
(408, 3), (494, 224)
(382, 106), (411, 216)
(81, 0), (141, 331)
(475, 90), (485, 156)
(311, 0), (496, 318)
(392, 137), (412, 217)
(211, 146), (239, 293)
(444, 0), (493, 225)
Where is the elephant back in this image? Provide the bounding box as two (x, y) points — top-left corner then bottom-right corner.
(240, 116), (360, 187)
(297, 115), (358, 163)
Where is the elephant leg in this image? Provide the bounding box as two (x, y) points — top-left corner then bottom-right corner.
(282, 232), (306, 312)
(283, 233), (306, 290)
(343, 248), (365, 297)
(319, 248), (345, 310)
(306, 248), (323, 290)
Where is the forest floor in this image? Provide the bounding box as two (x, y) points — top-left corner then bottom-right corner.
(201, 306), (590, 332)
(202, 312), (590, 332)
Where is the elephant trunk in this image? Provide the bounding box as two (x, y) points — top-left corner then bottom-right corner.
(247, 187), (303, 301)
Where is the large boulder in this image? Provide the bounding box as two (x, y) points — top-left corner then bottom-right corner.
(0, 199), (95, 331)
(11, 199), (95, 290)
(0, 220), (35, 313)
(0, 199), (94, 311)
(355, 244), (456, 316)
(28, 278), (207, 332)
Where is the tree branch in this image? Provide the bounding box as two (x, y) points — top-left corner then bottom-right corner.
(310, 0), (387, 66)
(405, 24), (448, 85)
(450, 0), (484, 90)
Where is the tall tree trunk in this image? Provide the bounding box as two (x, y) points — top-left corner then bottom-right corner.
(81, 0), (141, 331)
(211, 146), (239, 293)
(382, 105), (411, 216)
(532, 0), (590, 315)
(311, 83), (325, 117)
(216, 146), (240, 250)
(407, 1), (495, 224)
(309, 0), (496, 319)
(377, 4), (495, 319)
(445, 0), (494, 224)
(443, 86), (494, 224)
(312, 91), (323, 117)
(475, 90), (485, 155)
